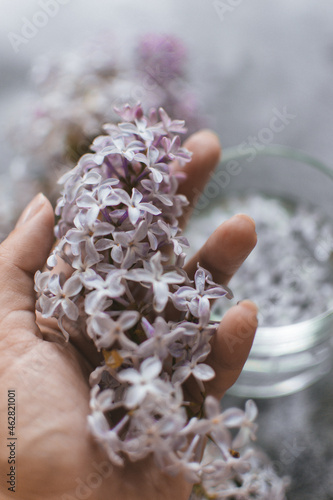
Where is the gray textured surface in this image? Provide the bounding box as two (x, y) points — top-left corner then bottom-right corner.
(1, 1), (333, 498)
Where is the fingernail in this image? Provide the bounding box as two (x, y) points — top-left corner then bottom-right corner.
(16, 193), (46, 228)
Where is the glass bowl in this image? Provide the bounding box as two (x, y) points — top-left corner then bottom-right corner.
(187, 146), (333, 398)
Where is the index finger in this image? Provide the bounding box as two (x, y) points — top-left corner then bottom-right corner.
(171, 129), (221, 229)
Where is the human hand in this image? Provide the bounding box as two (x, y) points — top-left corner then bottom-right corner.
(0, 130), (257, 500)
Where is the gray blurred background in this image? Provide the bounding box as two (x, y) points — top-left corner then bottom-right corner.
(1, 1), (333, 498)
(2, 0), (333, 163)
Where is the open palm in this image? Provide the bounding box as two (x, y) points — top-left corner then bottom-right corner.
(0, 131), (258, 500)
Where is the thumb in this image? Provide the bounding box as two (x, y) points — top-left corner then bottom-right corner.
(0, 193), (54, 324)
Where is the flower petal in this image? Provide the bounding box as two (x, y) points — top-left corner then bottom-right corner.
(192, 363), (215, 381)
(141, 357), (162, 380)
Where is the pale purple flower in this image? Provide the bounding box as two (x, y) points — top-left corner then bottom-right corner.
(172, 348), (215, 385)
(126, 251), (185, 312)
(57, 163), (103, 207)
(83, 270), (126, 315)
(89, 385), (115, 413)
(87, 311), (139, 350)
(93, 136), (145, 165)
(134, 146), (168, 183)
(88, 407), (128, 467)
(137, 317), (182, 359)
(119, 117), (156, 142)
(113, 220), (150, 268)
(114, 102), (144, 122)
(203, 396), (246, 452)
(76, 183), (120, 225)
(232, 399), (258, 449)
(140, 178), (174, 206)
(159, 107), (188, 135)
(172, 267), (227, 321)
(37, 273), (82, 322)
(34, 270), (52, 296)
(162, 135), (192, 163)
(65, 216), (115, 266)
(118, 357), (163, 408)
(121, 397), (187, 464)
(164, 435), (203, 483)
(157, 219), (189, 255)
(201, 449), (253, 495)
(145, 220), (162, 251)
(114, 187), (161, 225)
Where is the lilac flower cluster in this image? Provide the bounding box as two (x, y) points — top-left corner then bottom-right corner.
(35, 104), (287, 498)
(192, 438), (290, 499)
(134, 34), (202, 132)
